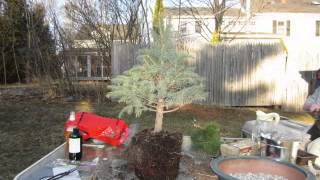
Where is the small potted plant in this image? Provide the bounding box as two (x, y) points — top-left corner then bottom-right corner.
(191, 122), (221, 156)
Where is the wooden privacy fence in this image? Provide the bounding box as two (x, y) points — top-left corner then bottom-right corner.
(111, 43), (140, 77)
(195, 43), (287, 107)
(111, 41), (320, 112)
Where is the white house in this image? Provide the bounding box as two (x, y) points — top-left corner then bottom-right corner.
(163, 0), (320, 43)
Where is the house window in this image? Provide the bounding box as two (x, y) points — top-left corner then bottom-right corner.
(180, 21), (187, 34)
(272, 20), (290, 36)
(277, 21), (285, 34)
(195, 21), (202, 33)
(91, 56), (100, 77)
(77, 56), (88, 77)
(316, 21), (320, 36)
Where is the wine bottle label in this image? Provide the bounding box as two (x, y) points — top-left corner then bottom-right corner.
(69, 138), (81, 153)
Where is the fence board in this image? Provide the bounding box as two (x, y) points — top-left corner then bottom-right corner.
(111, 43), (140, 77)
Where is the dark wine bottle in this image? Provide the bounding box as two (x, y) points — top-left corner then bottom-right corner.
(69, 128), (82, 161)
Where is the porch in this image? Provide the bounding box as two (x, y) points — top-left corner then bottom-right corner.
(64, 49), (110, 81)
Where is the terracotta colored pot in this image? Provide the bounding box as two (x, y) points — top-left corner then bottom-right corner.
(210, 156), (315, 180)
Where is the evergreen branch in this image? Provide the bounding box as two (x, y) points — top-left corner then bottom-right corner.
(163, 106), (181, 114)
(141, 54), (156, 65)
(145, 103), (157, 109)
(144, 106), (158, 112)
(136, 94), (158, 106)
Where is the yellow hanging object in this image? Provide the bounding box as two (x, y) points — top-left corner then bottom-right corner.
(210, 31), (220, 45)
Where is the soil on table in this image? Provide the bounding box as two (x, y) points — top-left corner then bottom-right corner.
(93, 144), (217, 180)
(127, 129), (182, 180)
(0, 87), (314, 180)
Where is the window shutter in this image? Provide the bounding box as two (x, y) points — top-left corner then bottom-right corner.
(195, 21), (201, 33)
(286, 20), (290, 36)
(272, 20), (277, 34)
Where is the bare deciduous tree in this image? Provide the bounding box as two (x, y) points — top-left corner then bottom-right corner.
(63, 0), (146, 77)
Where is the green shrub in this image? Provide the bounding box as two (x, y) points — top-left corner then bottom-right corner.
(191, 122), (220, 155)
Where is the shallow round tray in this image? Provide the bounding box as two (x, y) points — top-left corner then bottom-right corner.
(210, 156), (315, 180)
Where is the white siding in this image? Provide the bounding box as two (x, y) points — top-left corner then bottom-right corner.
(165, 12), (320, 42)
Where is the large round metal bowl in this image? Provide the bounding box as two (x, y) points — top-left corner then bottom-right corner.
(210, 156), (315, 180)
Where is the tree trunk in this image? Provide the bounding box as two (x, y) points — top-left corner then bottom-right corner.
(154, 99), (164, 133)
(10, 6), (21, 84)
(141, 0), (150, 45)
(12, 43), (21, 83)
(25, 58), (32, 83)
(215, 16), (223, 41)
(1, 48), (6, 85)
(214, 0), (225, 41)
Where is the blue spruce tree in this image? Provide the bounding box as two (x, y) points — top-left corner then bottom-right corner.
(108, 27), (207, 133)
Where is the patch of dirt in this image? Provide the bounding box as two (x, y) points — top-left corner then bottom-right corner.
(127, 129), (182, 180)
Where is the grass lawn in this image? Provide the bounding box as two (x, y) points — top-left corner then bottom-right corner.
(0, 96), (314, 180)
